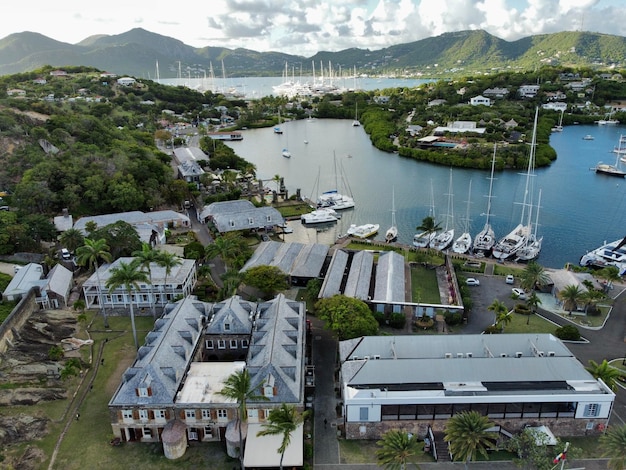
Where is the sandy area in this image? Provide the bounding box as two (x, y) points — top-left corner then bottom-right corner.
(0, 262), (18, 276)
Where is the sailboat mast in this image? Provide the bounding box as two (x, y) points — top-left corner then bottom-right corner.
(484, 144), (496, 228)
(520, 107), (539, 225)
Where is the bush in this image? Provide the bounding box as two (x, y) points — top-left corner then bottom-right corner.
(444, 311), (463, 326)
(514, 303), (531, 315)
(373, 310), (387, 326)
(389, 312), (406, 329)
(554, 324), (581, 341)
(483, 325), (501, 334)
(48, 345), (64, 361)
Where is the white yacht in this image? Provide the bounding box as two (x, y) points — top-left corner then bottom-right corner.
(580, 236), (626, 275)
(452, 180), (472, 254)
(473, 145), (497, 254)
(301, 208), (339, 224)
(317, 190), (355, 210)
(430, 170), (455, 252)
(347, 223), (379, 239)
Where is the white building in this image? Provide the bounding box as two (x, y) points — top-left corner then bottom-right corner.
(469, 95), (491, 107)
(518, 84), (541, 98)
(339, 334), (614, 440)
(82, 257), (197, 309)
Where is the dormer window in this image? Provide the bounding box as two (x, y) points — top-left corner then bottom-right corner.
(248, 217), (254, 225)
(224, 323), (230, 331)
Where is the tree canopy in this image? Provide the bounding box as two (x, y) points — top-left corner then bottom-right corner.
(314, 295), (378, 340)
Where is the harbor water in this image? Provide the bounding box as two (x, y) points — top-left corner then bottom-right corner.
(225, 119), (626, 270)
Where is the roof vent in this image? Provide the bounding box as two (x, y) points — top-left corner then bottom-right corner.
(515, 352), (523, 358)
(547, 351), (556, 357)
(466, 352), (473, 358)
(457, 352), (464, 358)
(445, 353), (453, 359)
(500, 353), (507, 358)
(538, 351), (545, 357)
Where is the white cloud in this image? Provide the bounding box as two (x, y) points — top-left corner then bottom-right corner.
(3, 0), (625, 55)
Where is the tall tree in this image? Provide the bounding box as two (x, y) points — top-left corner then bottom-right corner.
(242, 265), (289, 298)
(525, 291), (542, 324)
(205, 233), (244, 271)
(132, 243), (162, 319)
(315, 295), (379, 340)
(586, 359), (624, 392)
(59, 228), (85, 253)
(157, 251), (182, 306)
(487, 299), (508, 326)
(520, 261), (551, 291)
(558, 284), (584, 314)
(105, 259), (149, 350)
(76, 238), (112, 327)
(256, 404), (308, 470)
(600, 424), (626, 470)
(218, 369), (269, 469)
(376, 429), (422, 470)
(444, 411), (496, 469)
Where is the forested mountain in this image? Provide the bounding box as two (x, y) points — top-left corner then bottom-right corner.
(0, 28), (625, 78)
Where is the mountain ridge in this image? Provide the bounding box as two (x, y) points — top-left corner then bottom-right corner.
(1, 28), (625, 78)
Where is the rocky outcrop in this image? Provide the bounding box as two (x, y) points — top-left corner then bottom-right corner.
(0, 414), (48, 446)
(0, 387), (67, 406)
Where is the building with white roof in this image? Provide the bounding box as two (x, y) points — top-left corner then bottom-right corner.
(200, 200), (284, 234)
(339, 334), (615, 440)
(82, 257), (196, 310)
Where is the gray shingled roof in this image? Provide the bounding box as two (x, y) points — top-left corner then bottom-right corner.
(109, 297), (210, 406)
(199, 200), (284, 233)
(174, 147), (208, 164)
(241, 241), (328, 278)
(205, 295), (255, 335)
(246, 294), (305, 404)
(373, 251), (405, 303)
(45, 264), (73, 303)
(344, 250), (374, 300)
(178, 160), (205, 178)
(319, 250), (348, 298)
(73, 210), (189, 233)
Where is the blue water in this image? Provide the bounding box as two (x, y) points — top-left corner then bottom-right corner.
(225, 119), (626, 270)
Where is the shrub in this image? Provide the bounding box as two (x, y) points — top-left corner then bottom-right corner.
(444, 311), (463, 326)
(373, 310), (387, 326)
(48, 345), (64, 361)
(483, 325), (501, 334)
(389, 312), (406, 329)
(514, 303), (531, 315)
(554, 324), (581, 341)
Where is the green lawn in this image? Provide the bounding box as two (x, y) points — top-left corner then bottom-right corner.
(410, 265), (441, 304)
(339, 438), (435, 465)
(500, 311), (561, 334)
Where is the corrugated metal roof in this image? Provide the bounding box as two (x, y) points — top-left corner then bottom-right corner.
(241, 241), (328, 278)
(345, 250), (374, 300)
(319, 250), (348, 298)
(373, 251), (405, 302)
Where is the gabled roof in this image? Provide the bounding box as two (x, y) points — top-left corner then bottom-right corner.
(241, 241), (328, 278)
(3, 263), (44, 298)
(344, 250), (374, 300)
(109, 297), (209, 406)
(247, 294), (305, 404)
(205, 295), (255, 335)
(200, 201), (284, 233)
(73, 210), (189, 233)
(83, 257), (195, 288)
(373, 251), (405, 303)
(45, 264), (73, 302)
(318, 250), (349, 298)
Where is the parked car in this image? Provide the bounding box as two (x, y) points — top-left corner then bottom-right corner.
(61, 248), (71, 260)
(466, 278), (480, 286)
(505, 274), (515, 284)
(511, 287), (527, 300)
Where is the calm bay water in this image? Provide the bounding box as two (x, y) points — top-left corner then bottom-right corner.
(225, 119), (626, 269)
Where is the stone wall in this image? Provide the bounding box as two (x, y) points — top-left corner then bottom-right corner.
(0, 289), (38, 355)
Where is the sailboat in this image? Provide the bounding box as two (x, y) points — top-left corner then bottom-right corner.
(352, 101), (360, 127)
(492, 108), (539, 260)
(473, 145), (497, 255)
(516, 189), (543, 261)
(452, 180), (472, 254)
(274, 109), (283, 134)
(413, 181), (438, 248)
(317, 153), (355, 210)
(551, 109), (564, 132)
(385, 187), (398, 242)
(594, 134), (625, 177)
(430, 169), (455, 252)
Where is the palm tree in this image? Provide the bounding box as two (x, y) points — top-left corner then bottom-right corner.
(598, 265), (621, 292)
(525, 292), (542, 324)
(157, 251), (182, 306)
(558, 284), (584, 315)
(495, 310), (512, 332)
(132, 243), (162, 319)
(487, 299), (508, 326)
(415, 215), (441, 240)
(444, 411), (496, 469)
(581, 288), (605, 314)
(376, 429), (422, 470)
(205, 233), (242, 272)
(520, 261), (551, 292)
(76, 238), (112, 328)
(217, 369), (269, 469)
(600, 424), (626, 470)
(586, 359), (625, 392)
(220, 270), (244, 298)
(273, 174), (282, 193)
(257, 404), (308, 470)
(105, 259), (149, 350)
(59, 228), (85, 253)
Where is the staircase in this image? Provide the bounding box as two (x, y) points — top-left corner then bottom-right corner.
(432, 431), (451, 462)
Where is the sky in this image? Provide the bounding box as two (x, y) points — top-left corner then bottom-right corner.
(2, 0), (625, 56)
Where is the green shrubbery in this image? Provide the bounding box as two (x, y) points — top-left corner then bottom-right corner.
(554, 324), (581, 341)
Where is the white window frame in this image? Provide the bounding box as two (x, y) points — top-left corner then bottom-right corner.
(224, 323), (231, 331)
(241, 339), (249, 348)
(206, 340), (214, 349)
(138, 409), (149, 421)
(201, 409), (211, 420)
(217, 409), (228, 422)
(122, 409), (133, 421)
(218, 340), (226, 349)
(154, 409), (166, 421)
(185, 409), (196, 420)
(138, 387), (149, 397)
(230, 340), (238, 349)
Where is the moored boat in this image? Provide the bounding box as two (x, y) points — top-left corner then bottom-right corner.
(582, 134), (594, 140)
(347, 223), (379, 239)
(282, 148), (292, 158)
(473, 145), (497, 254)
(580, 236), (626, 275)
(317, 154), (355, 210)
(430, 169), (454, 252)
(301, 208), (339, 224)
(385, 188), (398, 243)
(452, 180), (472, 254)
